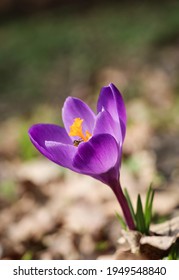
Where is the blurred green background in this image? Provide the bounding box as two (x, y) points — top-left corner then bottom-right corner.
(0, 0), (179, 118)
(0, 0), (179, 260)
(1, 0), (179, 156)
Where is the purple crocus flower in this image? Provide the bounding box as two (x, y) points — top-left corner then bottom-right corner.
(28, 83), (135, 230)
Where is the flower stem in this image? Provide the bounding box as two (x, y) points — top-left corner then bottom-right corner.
(112, 181), (135, 230)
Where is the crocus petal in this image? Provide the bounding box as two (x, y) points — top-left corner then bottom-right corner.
(73, 134), (120, 176)
(97, 83), (126, 140)
(28, 124), (74, 166)
(45, 141), (77, 170)
(93, 109), (122, 145)
(29, 124), (72, 146)
(62, 97), (96, 138)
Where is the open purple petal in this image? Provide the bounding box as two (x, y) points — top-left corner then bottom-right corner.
(62, 97), (96, 138)
(93, 109), (122, 145)
(73, 134), (120, 176)
(97, 83), (127, 141)
(29, 124), (72, 146)
(45, 141), (77, 170)
(28, 124), (75, 168)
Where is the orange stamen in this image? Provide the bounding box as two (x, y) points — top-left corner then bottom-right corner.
(69, 118), (92, 142)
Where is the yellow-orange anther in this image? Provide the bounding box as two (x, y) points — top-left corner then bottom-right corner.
(69, 118), (91, 142)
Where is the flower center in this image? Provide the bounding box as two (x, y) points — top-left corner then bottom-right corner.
(69, 118), (92, 146)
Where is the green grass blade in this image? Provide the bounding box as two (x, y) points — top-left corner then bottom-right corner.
(144, 184), (155, 232)
(115, 212), (127, 230)
(124, 188), (136, 224)
(147, 189), (155, 229)
(145, 185), (152, 230)
(145, 184), (152, 216)
(136, 194), (146, 233)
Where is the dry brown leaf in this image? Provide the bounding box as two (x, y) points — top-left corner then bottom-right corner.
(116, 216), (179, 260)
(114, 248), (149, 260)
(151, 216), (179, 236)
(140, 235), (176, 260)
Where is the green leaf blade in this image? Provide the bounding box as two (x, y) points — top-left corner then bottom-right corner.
(145, 185), (155, 232)
(124, 188), (136, 225)
(136, 194), (146, 234)
(115, 211), (127, 230)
